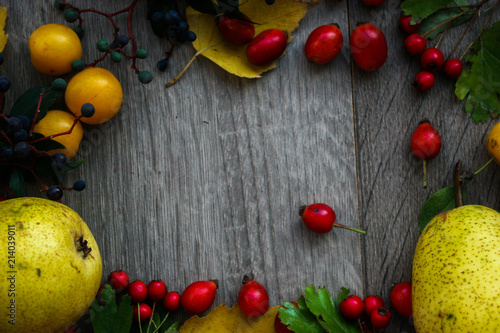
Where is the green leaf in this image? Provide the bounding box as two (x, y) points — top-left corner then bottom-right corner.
(30, 132), (66, 151)
(33, 155), (57, 178)
(401, 0), (453, 22)
(9, 168), (24, 197)
(336, 287), (350, 306)
(303, 286), (359, 333)
(279, 297), (326, 333)
(416, 0), (472, 39)
(455, 21), (500, 123)
(91, 284), (133, 333)
(10, 86), (62, 122)
(419, 187), (465, 232)
(61, 158), (85, 171)
(165, 322), (181, 332)
(186, 0), (221, 15)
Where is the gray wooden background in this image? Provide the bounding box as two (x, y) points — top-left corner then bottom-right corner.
(4, 0), (500, 332)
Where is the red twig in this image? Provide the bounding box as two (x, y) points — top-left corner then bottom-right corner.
(29, 88), (52, 137)
(29, 117), (82, 144)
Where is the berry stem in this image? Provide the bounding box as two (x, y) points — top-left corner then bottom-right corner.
(29, 88), (52, 137)
(166, 44), (218, 88)
(333, 223), (367, 235)
(454, 161), (464, 207)
(434, 22), (451, 49)
(448, 6), (479, 60)
(28, 117), (82, 144)
(0, 129), (12, 146)
(422, 159), (428, 189)
(474, 156), (495, 175)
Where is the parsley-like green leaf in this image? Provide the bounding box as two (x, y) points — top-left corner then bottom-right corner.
(278, 297), (326, 333)
(304, 286), (359, 333)
(456, 21), (500, 123)
(401, 0), (452, 23)
(91, 285), (133, 333)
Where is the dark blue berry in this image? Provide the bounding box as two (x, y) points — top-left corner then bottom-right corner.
(13, 129), (28, 142)
(0, 76), (11, 93)
(0, 146), (13, 159)
(17, 116), (30, 130)
(177, 21), (188, 32)
(186, 31), (197, 42)
(51, 78), (67, 91)
(109, 41), (120, 50)
(13, 141), (31, 158)
(265, 0), (275, 4)
(73, 26), (84, 39)
(176, 31), (187, 43)
(0, 53), (4, 66)
(116, 35), (129, 46)
(152, 11), (165, 23)
(81, 103), (95, 117)
(73, 180), (86, 191)
(47, 185), (64, 201)
(8, 117), (23, 132)
(64, 8), (79, 23)
(138, 71), (153, 84)
(156, 59), (168, 71)
(165, 10), (181, 24)
(167, 28), (177, 38)
(51, 152), (68, 168)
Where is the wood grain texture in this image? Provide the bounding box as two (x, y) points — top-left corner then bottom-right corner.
(3, 1), (500, 332)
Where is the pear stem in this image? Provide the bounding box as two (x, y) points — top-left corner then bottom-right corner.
(454, 161), (464, 208)
(334, 223), (367, 235)
(423, 159), (428, 188)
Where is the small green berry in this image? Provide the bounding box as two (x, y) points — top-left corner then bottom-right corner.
(64, 8), (79, 23)
(51, 78), (67, 91)
(71, 60), (86, 71)
(73, 26), (84, 39)
(138, 71), (153, 84)
(136, 49), (148, 59)
(80, 103), (95, 118)
(110, 51), (122, 63)
(96, 39), (109, 52)
(54, 0), (66, 10)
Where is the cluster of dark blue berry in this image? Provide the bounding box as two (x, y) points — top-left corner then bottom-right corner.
(0, 69), (89, 201)
(55, 0), (153, 84)
(149, 9), (197, 72)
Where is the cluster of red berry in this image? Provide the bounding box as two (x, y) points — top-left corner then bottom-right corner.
(399, 15), (464, 92)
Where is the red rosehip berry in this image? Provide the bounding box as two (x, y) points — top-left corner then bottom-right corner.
(420, 47), (444, 72)
(274, 301), (299, 333)
(390, 282), (412, 318)
(238, 276), (270, 318)
(443, 58), (463, 80)
(127, 280), (148, 303)
(411, 120), (442, 188)
(217, 14), (255, 45)
(246, 29), (287, 66)
(162, 291), (181, 312)
(181, 280), (218, 315)
(133, 303), (152, 322)
(363, 295), (384, 317)
(404, 33), (427, 56)
(299, 203), (336, 233)
(399, 14), (420, 35)
(350, 23), (388, 71)
(413, 71), (435, 92)
(147, 280), (167, 302)
(340, 295), (365, 319)
(304, 24), (343, 65)
(370, 307), (392, 329)
(107, 270), (129, 292)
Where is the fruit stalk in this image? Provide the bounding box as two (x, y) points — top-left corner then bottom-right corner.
(454, 161), (464, 208)
(334, 223), (367, 235)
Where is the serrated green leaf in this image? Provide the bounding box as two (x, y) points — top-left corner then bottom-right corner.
(91, 285), (133, 333)
(419, 187), (465, 232)
(113, 295), (133, 333)
(455, 21), (500, 123)
(10, 86), (62, 122)
(401, 0), (452, 22)
(416, 0), (472, 39)
(336, 287), (350, 306)
(165, 322), (181, 332)
(279, 298), (326, 333)
(9, 168), (24, 197)
(304, 286), (359, 333)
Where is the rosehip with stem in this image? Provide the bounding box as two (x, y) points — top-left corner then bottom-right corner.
(390, 282), (412, 318)
(148, 279), (167, 302)
(162, 291), (181, 312)
(217, 14), (255, 45)
(370, 307), (392, 329)
(181, 280), (218, 315)
(128, 280), (148, 303)
(411, 120), (442, 188)
(404, 33), (427, 56)
(443, 58), (463, 80)
(274, 301), (299, 333)
(304, 24), (343, 65)
(133, 303), (152, 322)
(420, 48), (444, 72)
(364, 295), (384, 317)
(299, 203), (366, 234)
(413, 71), (435, 92)
(399, 15), (420, 35)
(238, 275), (270, 318)
(340, 295), (364, 319)
(108, 270), (129, 292)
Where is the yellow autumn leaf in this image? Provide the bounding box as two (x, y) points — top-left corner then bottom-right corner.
(179, 303), (279, 333)
(186, 0), (319, 79)
(0, 6), (7, 52)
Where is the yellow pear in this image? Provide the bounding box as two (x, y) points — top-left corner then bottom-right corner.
(0, 197), (102, 332)
(412, 205), (500, 332)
